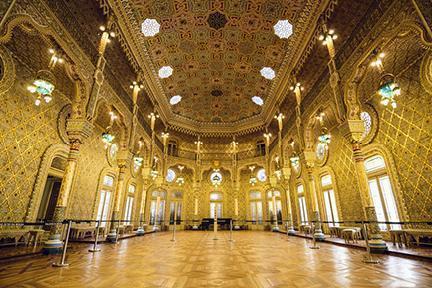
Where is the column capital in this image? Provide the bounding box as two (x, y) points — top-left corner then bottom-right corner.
(302, 150), (316, 168)
(66, 118), (93, 144)
(281, 166), (291, 180)
(117, 150), (132, 168)
(339, 119), (365, 144)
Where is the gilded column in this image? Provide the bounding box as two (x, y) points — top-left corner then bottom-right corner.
(86, 18), (116, 120)
(43, 119), (93, 254)
(136, 176), (151, 236)
(306, 167), (325, 241)
(319, 25), (346, 123)
(352, 144), (387, 253)
(106, 153), (129, 242)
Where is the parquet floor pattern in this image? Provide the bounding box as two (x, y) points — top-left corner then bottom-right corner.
(0, 231), (431, 287)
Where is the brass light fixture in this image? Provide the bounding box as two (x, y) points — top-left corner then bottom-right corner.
(27, 49), (64, 106)
(249, 165), (257, 186)
(101, 111), (117, 147)
(176, 165), (185, 186)
(371, 51), (400, 109)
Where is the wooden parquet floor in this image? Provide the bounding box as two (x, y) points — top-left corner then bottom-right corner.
(0, 231), (431, 288)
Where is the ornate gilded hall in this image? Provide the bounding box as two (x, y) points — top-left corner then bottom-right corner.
(0, 0), (431, 287)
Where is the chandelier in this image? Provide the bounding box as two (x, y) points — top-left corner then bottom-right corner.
(378, 73), (400, 108)
(101, 111), (117, 147)
(318, 127), (331, 145)
(133, 140), (144, 167)
(371, 51), (400, 109)
(176, 165), (185, 186)
(249, 166), (257, 186)
(28, 49), (63, 106)
(290, 152), (300, 168)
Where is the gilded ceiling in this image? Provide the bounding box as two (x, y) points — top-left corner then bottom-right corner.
(122, 0), (318, 134)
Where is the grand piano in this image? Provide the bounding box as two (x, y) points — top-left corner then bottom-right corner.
(200, 218), (232, 230)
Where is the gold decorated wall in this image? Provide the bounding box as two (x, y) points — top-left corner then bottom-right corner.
(0, 27), (72, 222)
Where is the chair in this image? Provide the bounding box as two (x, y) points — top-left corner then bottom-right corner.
(341, 229), (357, 244)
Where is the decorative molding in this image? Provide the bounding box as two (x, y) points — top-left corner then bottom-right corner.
(26, 143), (70, 222)
(420, 51), (432, 95)
(0, 44), (15, 93)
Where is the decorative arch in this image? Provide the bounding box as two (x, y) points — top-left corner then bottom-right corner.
(317, 166), (343, 221)
(0, 44), (15, 93)
(0, 14), (91, 117)
(344, 20), (432, 121)
(90, 167), (117, 220)
(420, 51), (432, 95)
(26, 143), (69, 221)
(361, 143), (408, 221)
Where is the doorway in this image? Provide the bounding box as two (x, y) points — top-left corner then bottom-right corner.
(37, 176), (62, 224)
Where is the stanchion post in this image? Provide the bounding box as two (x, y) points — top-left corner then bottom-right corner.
(89, 220), (101, 252)
(171, 202), (177, 242)
(228, 219), (234, 242)
(52, 220), (71, 267)
(213, 212), (218, 240)
(362, 222), (380, 264)
(286, 221), (289, 241)
(115, 219), (120, 243)
(309, 222), (320, 249)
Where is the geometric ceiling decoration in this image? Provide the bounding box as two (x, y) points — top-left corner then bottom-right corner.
(114, 0), (327, 136)
(158, 66), (173, 78)
(141, 19), (161, 37)
(273, 20), (293, 39)
(207, 12), (228, 30)
(260, 67), (276, 80)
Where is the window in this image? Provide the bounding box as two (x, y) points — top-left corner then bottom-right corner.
(96, 175), (114, 228)
(168, 140), (178, 156)
(149, 191), (166, 225)
(210, 171), (222, 186)
(267, 191), (282, 224)
(166, 168), (176, 183)
(320, 174), (339, 227)
(365, 155), (400, 231)
(210, 192), (223, 218)
(124, 184), (135, 224)
(360, 111), (372, 140)
(169, 191), (182, 224)
(256, 141), (266, 156)
(109, 143), (118, 160)
(249, 191), (263, 223)
(297, 184), (308, 224)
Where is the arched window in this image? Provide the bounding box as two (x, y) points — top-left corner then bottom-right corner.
(365, 155), (400, 231)
(267, 190), (282, 224)
(210, 192), (223, 218)
(257, 168), (267, 182)
(297, 184), (308, 224)
(166, 168), (176, 183)
(169, 191), (182, 224)
(96, 175), (115, 228)
(124, 184), (135, 224)
(256, 140), (266, 156)
(320, 174), (339, 227)
(168, 140), (178, 156)
(249, 191), (263, 224)
(149, 191), (166, 225)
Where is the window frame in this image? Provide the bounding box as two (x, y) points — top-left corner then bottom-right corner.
(364, 155), (401, 231)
